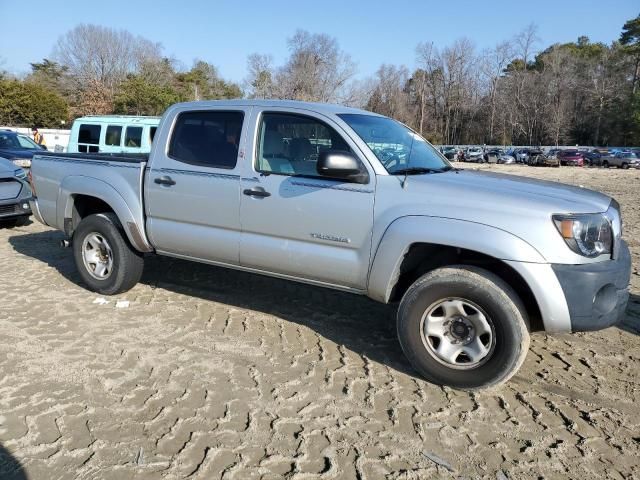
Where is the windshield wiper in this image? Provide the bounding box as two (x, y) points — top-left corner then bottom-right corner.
(392, 167), (442, 175)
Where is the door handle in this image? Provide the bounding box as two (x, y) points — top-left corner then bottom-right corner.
(154, 176), (176, 186)
(243, 186), (271, 198)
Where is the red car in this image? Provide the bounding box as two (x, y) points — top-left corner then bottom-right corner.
(557, 150), (584, 166)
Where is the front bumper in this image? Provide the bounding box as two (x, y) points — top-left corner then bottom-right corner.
(0, 197), (32, 219)
(0, 178), (32, 219)
(552, 240), (631, 332)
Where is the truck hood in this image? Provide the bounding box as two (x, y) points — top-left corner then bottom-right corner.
(414, 169), (612, 213)
(378, 169), (616, 264)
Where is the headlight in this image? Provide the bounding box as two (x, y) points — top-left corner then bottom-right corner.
(14, 168), (27, 179)
(553, 213), (612, 258)
(12, 158), (31, 168)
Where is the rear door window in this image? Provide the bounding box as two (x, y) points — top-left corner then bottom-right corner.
(125, 126), (143, 148)
(168, 111), (244, 169)
(105, 125), (122, 146)
(78, 124), (101, 153)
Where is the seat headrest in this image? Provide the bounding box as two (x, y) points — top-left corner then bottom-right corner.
(263, 130), (285, 157)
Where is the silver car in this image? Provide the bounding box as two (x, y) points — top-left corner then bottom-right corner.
(465, 146), (484, 162)
(0, 156), (32, 227)
(497, 153), (516, 164)
(602, 152), (640, 169)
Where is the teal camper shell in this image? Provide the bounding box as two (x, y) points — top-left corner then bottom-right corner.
(67, 116), (161, 154)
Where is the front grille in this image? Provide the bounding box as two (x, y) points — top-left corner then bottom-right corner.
(0, 179), (22, 200)
(0, 204), (20, 216)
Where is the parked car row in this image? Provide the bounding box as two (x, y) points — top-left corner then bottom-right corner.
(439, 144), (640, 169)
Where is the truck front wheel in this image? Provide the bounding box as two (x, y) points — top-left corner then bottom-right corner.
(72, 213), (144, 295)
(397, 266), (530, 390)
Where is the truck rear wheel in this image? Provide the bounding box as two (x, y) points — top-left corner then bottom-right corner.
(72, 213), (144, 295)
(397, 266), (530, 390)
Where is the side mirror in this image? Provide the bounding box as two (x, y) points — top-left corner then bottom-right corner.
(316, 150), (368, 183)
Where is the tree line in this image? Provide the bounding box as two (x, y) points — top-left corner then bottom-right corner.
(1, 17), (639, 146)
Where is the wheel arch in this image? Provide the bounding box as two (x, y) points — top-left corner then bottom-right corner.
(368, 216), (549, 331)
(58, 176), (152, 252)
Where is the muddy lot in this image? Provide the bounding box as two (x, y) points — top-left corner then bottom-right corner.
(0, 164), (639, 480)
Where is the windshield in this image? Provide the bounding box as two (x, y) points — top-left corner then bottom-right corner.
(0, 133), (20, 149)
(17, 135), (42, 149)
(338, 114), (451, 174)
(0, 133), (41, 150)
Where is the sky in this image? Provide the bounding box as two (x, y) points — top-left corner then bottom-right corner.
(0, 0), (637, 84)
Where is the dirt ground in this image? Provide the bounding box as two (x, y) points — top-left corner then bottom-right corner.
(0, 164), (638, 480)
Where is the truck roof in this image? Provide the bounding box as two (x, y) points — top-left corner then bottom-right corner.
(171, 99), (384, 117)
(72, 115), (161, 124)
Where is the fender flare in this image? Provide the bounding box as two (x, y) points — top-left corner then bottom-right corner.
(367, 215), (547, 303)
(57, 175), (152, 252)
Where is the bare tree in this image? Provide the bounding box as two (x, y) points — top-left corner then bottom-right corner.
(542, 47), (574, 146)
(415, 42), (438, 136)
(53, 24), (162, 112)
(339, 78), (377, 108)
(440, 38), (479, 144)
(479, 41), (514, 143)
(585, 47), (618, 145)
(273, 30), (357, 102)
(245, 53), (274, 99)
(514, 24), (539, 68)
(366, 64), (411, 122)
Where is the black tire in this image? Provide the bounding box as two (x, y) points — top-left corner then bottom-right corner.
(0, 218), (17, 228)
(602, 160), (609, 168)
(397, 266), (530, 390)
(622, 163), (629, 169)
(0, 216), (29, 228)
(14, 215), (30, 226)
(72, 213), (144, 295)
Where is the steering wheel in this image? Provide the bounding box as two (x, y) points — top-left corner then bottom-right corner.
(379, 148), (403, 169)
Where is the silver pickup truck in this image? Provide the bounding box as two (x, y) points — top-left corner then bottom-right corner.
(29, 100), (631, 390)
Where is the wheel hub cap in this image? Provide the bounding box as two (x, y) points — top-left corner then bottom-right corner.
(446, 317), (475, 344)
(81, 233), (114, 280)
(420, 298), (495, 369)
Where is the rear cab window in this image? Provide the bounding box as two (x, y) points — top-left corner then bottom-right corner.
(168, 111), (244, 169)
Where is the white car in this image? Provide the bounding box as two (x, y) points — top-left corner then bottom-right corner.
(465, 147), (484, 162)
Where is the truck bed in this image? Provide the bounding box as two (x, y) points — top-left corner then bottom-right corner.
(30, 152), (150, 251)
